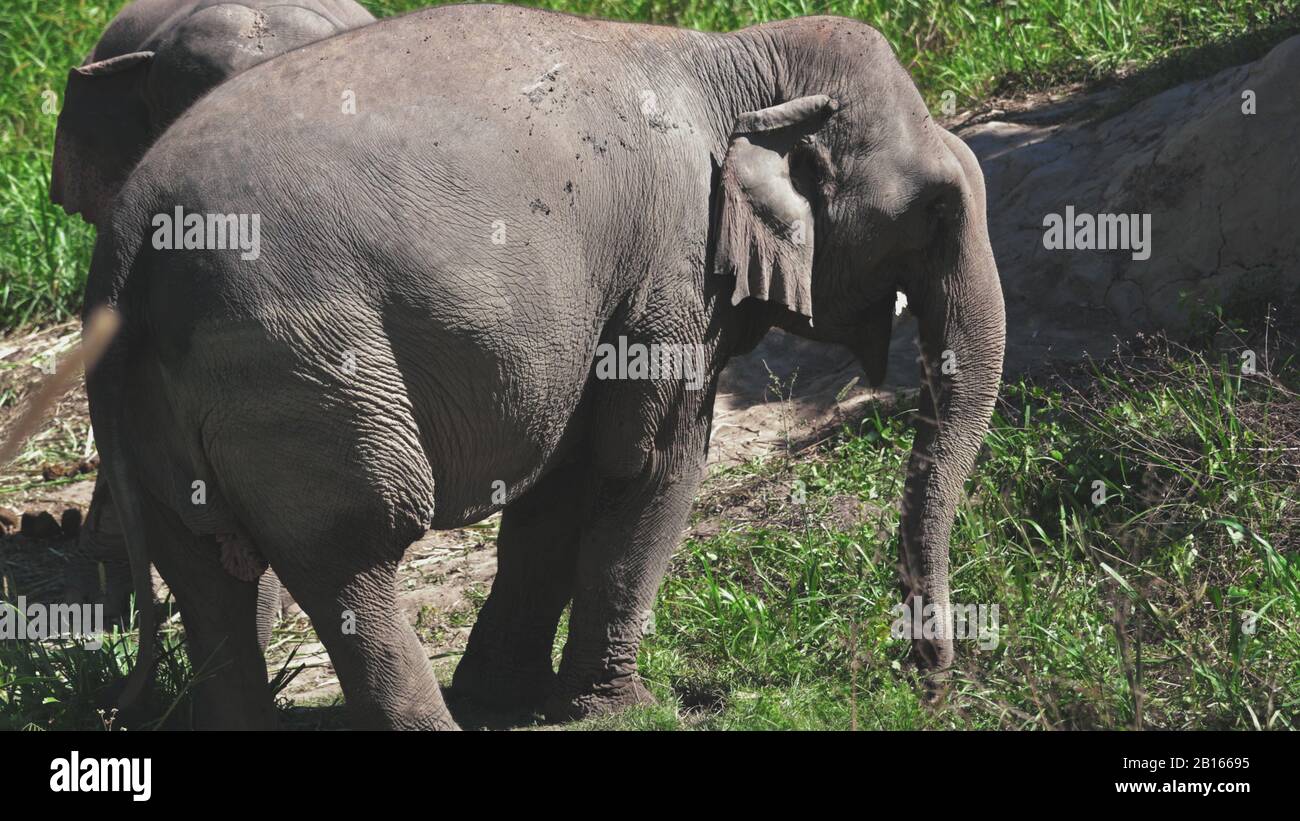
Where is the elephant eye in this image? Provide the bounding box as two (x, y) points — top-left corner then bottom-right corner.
(925, 191), (954, 237)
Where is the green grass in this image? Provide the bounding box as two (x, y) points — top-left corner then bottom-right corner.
(574, 333), (1298, 730)
(0, 0), (106, 329)
(0, 595), (306, 730)
(3, 0), (1299, 330)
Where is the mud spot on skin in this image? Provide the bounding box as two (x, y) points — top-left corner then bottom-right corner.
(647, 110), (679, 133)
(522, 62), (566, 106)
(240, 10), (272, 53)
(580, 133), (609, 156)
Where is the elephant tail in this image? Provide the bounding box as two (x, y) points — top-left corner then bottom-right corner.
(100, 422), (159, 713)
(81, 309), (160, 714)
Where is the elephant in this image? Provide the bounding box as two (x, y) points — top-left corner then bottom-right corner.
(51, 0), (376, 224)
(85, 3), (1005, 729)
(52, 0), (375, 650)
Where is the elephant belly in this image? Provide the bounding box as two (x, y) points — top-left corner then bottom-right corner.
(388, 312), (595, 530)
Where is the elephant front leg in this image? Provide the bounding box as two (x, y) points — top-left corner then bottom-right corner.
(452, 462), (584, 712)
(545, 448), (706, 722)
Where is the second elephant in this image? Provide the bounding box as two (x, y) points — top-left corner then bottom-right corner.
(54, 0), (375, 649)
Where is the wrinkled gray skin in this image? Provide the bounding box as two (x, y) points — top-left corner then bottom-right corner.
(88, 4), (1005, 729)
(73, 462), (289, 652)
(54, 0), (375, 651)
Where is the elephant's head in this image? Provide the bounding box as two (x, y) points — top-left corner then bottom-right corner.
(713, 18), (1007, 669)
(51, 0), (375, 225)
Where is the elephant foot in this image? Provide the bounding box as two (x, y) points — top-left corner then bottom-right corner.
(397, 710), (461, 731)
(543, 674), (656, 723)
(904, 637), (953, 705)
(449, 649), (554, 713)
(347, 701), (460, 731)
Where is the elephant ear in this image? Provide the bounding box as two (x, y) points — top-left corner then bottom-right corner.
(50, 51), (155, 224)
(713, 95), (840, 322)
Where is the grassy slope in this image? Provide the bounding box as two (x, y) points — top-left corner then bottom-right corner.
(603, 338), (1299, 730)
(1, 2), (1298, 729)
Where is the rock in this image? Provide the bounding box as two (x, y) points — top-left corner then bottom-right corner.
(20, 510), (61, 540)
(712, 37), (1300, 467)
(0, 507), (18, 534)
(962, 35), (1300, 367)
(41, 459), (97, 482)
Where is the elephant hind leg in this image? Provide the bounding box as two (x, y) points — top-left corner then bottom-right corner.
(271, 550), (457, 730)
(225, 474), (455, 729)
(451, 460), (585, 713)
(139, 499), (277, 729)
(197, 362), (449, 727)
(216, 533), (282, 650)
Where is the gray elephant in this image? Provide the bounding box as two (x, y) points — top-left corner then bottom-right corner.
(87, 4), (1005, 729)
(51, 0), (375, 223)
(53, 0), (375, 650)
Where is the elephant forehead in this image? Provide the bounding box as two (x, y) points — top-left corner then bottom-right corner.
(848, 133), (960, 218)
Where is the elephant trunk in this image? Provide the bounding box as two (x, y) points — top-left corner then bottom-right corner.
(896, 132), (1005, 671)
